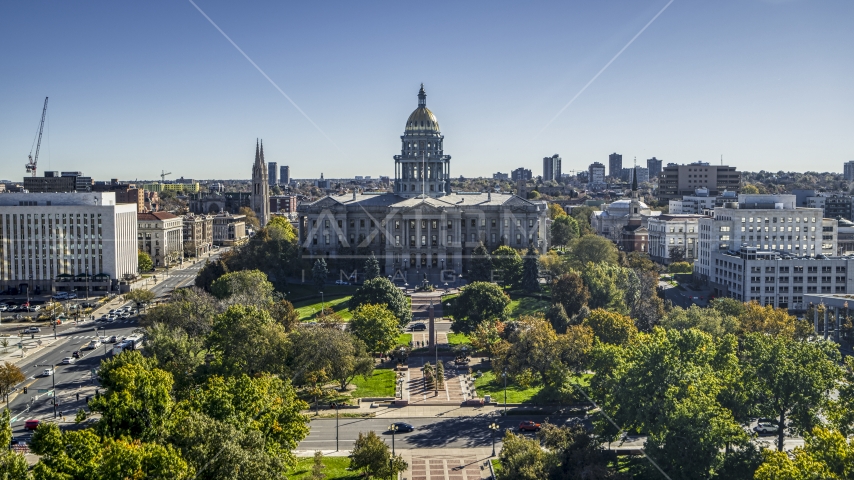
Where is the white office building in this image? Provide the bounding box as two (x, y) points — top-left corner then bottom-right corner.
(647, 214), (706, 264)
(696, 194), (837, 283)
(710, 247), (853, 311)
(0, 192), (138, 295)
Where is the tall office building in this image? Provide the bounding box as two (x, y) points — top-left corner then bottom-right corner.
(268, 162), (278, 186)
(511, 168), (532, 182)
(844, 161), (854, 182)
(658, 162), (741, 201)
(0, 192), (138, 294)
(280, 165), (290, 185)
(609, 153), (623, 179)
(647, 157), (663, 179)
(588, 162), (606, 187)
(543, 154), (562, 182)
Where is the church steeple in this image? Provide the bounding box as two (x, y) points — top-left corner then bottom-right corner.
(251, 139), (270, 227)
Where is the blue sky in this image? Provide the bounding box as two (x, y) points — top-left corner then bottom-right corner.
(1, 0), (852, 181)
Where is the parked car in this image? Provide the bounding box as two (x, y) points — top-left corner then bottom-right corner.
(24, 419), (40, 431)
(411, 322), (427, 331)
(519, 421), (541, 432)
(108, 309), (118, 315)
(61, 357), (75, 365)
(754, 423), (778, 435)
(66, 293), (78, 299)
(389, 422), (415, 433)
(23, 327), (40, 334)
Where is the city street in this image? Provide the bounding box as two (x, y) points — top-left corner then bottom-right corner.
(1, 252), (220, 440)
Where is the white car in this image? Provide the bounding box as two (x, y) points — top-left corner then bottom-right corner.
(335, 280), (350, 285)
(754, 423), (777, 434)
(61, 357), (75, 365)
(120, 312), (131, 319)
(108, 309), (118, 315)
(42, 368), (53, 377)
(23, 327), (40, 334)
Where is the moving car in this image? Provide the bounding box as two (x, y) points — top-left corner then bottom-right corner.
(23, 327), (40, 334)
(24, 419), (40, 431)
(754, 423), (778, 435)
(388, 422), (415, 433)
(72, 350), (80, 359)
(41, 368), (53, 377)
(411, 322), (427, 331)
(61, 357), (75, 365)
(84, 340), (98, 350)
(108, 335), (117, 343)
(519, 421), (541, 432)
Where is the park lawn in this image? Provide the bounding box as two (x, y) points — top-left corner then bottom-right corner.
(506, 296), (551, 318)
(491, 459), (502, 475)
(474, 371), (593, 404)
(294, 295), (353, 322)
(397, 333), (412, 345)
(350, 368), (395, 398)
(287, 283), (359, 299)
(446, 332), (471, 346)
(289, 456), (361, 479)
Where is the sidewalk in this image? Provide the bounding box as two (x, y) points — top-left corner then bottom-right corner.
(307, 403), (501, 419)
(294, 447), (496, 480)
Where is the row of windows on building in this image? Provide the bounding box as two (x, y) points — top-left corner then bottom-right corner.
(312, 218), (537, 230)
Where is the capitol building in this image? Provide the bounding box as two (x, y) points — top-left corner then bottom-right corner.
(297, 85), (548, 284)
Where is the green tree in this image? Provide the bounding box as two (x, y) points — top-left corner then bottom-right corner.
(830, 357), (854, 436)
(238, 206), (261, 231)
(579, 263), (627, 312)
(668, 261), (692, 273)
(142, 323), (206, 396)
(451, 282), (510, 334)
(97, 439), (191, 480)
(167, 410), (288, 480)
(123, 288), (156, 312)
(468, 242), (493, 282)
(311, 259), (328, 291)
(550, 272), (589, 318)
(710, 297), (747, 318)
(550, 215), (579, 250)
(194, 258), (228, 291)
(349, 431), (407, 479)
(0, 363), (24, 409)
(739, 302), (798, 339)
(0, 409), (29, 480)
(521, 246), (540, 292)
(742, 333), (842, 451)
(741, 184), (760, 194)
(349, 304), (401, 355)
(567, 235), (618, 268)
(267, 299), (300, 332)
(537, 422), (628, 480)
(348, 277), (411, 326)
(138, 250), (153, 272)
(496, 430), (548, 480)
(89, 351), (174, 442)
(363, 253), (381, 281)
(754, 427), (854, 480)
(661, 305), (740, 338)
(205, 305), (289, 376)
(310, 451), (326, 480)
(544, 304), (570, 334)
(291, 326), (374, 390)
(626, 251), (658, 274)
(210, 269), (274, 307)
(548, 203), (566, 219)
(491, 245), (523, 288)
(582, 309), (637, 345)
(140, 287), (220, 337)
(185, 373), (309, 467)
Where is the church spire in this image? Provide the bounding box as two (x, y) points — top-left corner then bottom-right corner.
(255, 139), (260, 164)
(260, 140), (265, 163)
(418, 84), (426, 107)
(632, 166), (638, 192)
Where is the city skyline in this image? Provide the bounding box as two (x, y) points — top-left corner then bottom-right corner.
(1, 1), (852, 181)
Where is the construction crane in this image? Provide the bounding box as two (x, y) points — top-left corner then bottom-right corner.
(26, 97), (48, 177)
(160, 170), (172, 182)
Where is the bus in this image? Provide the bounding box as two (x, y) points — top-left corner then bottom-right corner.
(111, 335), (144, 355)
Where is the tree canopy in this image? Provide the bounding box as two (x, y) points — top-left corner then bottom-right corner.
(450, 282), (510, 334)
(348, 277), (412, 326)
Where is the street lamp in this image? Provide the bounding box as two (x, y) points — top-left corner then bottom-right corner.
(319, 291), (324, 314)
(388, 423), (398, 456)
(489, 422), (500, 457)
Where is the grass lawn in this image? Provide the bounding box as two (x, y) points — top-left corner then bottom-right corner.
(350, 368), (395, 398)
(446, 332), (471, 346)
(397, 333), (412, 345)
(294, 295), (353, 322)
(289, 456), (361, 479)
(474, 370), (593, 404)
(506, 295), (551, 318)
(287, 284), (359, 299)
(491, 459), (502, 476)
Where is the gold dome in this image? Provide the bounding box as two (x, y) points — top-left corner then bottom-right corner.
(404, 84), (440, 133)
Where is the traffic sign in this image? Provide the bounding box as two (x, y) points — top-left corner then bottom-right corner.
(37, 389), (48, 394)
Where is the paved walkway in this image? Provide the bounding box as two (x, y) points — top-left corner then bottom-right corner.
(405, 450), (493, 480)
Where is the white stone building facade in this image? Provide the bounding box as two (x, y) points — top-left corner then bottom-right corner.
(138, 212), (184, 268)
(647, 214), (705, 264)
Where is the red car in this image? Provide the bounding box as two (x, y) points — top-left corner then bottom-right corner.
(519, 421), (541, 432)
(24, 419), (40, 430)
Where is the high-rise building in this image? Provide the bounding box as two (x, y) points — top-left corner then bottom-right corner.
(588, 162), (606, 187)
(0, 192), (138, 294)
(647, 157), (663, 179)
(658, 162), (741, 201)
(844, 161), (854, 182)
(280, 165), (290, 185)
(511, 168), (533, 182)
(252, 140), (271, 227)
(543, 154), (562, 182)
(268, 162), (278, 186)
(609, 153), (623, 179)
